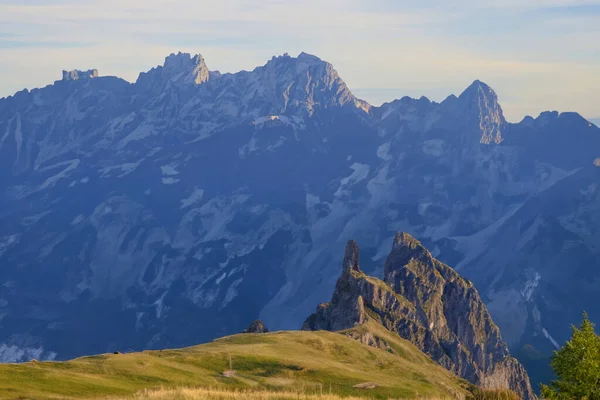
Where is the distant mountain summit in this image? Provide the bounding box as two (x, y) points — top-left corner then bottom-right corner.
(62, 69), (99, 81)
(304, 233), (535, 400)
(457, 80), (506, 144)
(136, 52), (216, 92)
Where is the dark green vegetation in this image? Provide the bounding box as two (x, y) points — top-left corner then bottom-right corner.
(0, 328), (472, 399)
(541, 313), (600, 400)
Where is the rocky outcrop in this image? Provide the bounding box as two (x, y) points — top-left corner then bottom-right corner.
(303, 233), (535, 400)
(135, 52), (218, 93)
(244, 320), (269, 334)
(62, 69), (99, 81)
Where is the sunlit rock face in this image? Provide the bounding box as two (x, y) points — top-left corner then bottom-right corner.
(303, 235), (536, 400)
(0, 52), (599, 391)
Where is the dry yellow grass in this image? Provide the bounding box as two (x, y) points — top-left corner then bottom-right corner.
(112, 387), (455, 400)
(0, 328), (469, 399)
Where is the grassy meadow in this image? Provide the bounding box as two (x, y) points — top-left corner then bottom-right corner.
(0, 324), (470, 400)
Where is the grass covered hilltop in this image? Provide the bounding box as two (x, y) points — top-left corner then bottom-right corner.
(0, 323), (517, 400)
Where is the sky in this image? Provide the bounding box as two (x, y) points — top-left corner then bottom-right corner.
(0, 0), (599, 122)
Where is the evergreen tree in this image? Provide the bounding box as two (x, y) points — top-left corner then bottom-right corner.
(541, 313), (600, 399)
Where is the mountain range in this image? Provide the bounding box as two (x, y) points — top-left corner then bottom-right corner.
(0, 51), (599, 388)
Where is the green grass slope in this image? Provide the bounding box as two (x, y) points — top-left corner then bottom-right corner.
(0, 329), (470, 400)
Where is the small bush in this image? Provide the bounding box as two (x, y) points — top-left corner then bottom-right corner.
(467, 385), (520, 400)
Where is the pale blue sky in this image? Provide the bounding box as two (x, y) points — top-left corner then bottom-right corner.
(0, 0), (599, 122)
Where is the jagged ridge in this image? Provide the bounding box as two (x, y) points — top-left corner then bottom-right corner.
(303, 233), (535, 400)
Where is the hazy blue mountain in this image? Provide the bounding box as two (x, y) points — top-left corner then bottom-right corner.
(0, 52), (598, 388)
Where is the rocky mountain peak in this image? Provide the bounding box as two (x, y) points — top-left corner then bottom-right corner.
(342, 240), (361, 273)
(304, 235), (535, 400)
(459, 80), (499, 106)
(455, 79), (506, 144)
(461, 79), (492, 94)
(385, 232), (432, 278)
(266, 52), (324, 71)
(62, 69), (99, 81)
(163, 52), (211, 84)
(297, 52), (320, 60)
(296, 52), (325, 70)
(392, 231), (421, 250)
(253, 52), (369, 115)
(135, 51), (215, 91)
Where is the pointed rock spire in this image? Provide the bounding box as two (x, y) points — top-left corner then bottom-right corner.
(343, 240), (361, 273)
(455, 80), (506, 144)
(460, 79), (493, 96)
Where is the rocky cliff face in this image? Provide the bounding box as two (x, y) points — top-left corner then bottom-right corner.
(303, 233), (535, 400)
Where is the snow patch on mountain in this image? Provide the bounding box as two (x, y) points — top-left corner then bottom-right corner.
(542, 328), (560, 349)
(215, 272), (227, 285)
(221, 278), (244, 309)
(422, 140), (445, 157)
(154, 292), (168, 319)
(453, 204), (523, 271)
(239, 137), (259, 158)
(0, 116), (14, 151)
(175, 195), (252, 250)
(87, 197), (170, 296)
(21, 211), (51, 227)
(517, 218), (542, 250)
(161, 164), (179, 176)
(118, 124), (156, 149)
(335, 163), (370, 197)
(521, 273), (541, 302)
(266, 136), (286, 151)
(162, 177), (180, 185)
(256, 115), (305, 131)
(37, 159), (80, 190)
(71, 214), (85, 226)
(180, 188), (204, 209)
(376, 142), (392, 161)
(535, 164), (579, 194)
(14, 113), (23, 163)
(0, 344), (57, 363)
(366, 166), (395, 207)
(39, 233), (68, 259)
(100, 162), (141, 178)
(0, 235), (20, 258)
